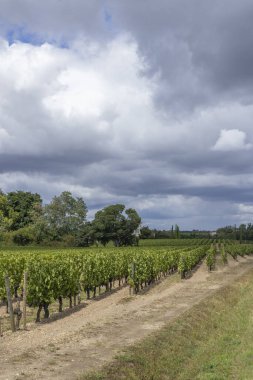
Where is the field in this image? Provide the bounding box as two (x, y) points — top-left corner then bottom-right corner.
(1, 239), (253, 379)
(0, 239), (210, 327)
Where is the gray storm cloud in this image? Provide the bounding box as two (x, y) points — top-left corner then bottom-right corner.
(0, 1), (253, 229)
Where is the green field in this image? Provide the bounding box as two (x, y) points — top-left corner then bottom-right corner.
(0, 239), (251, 326)
(0, 240), (210, 325)
(1, 239), (253, 379)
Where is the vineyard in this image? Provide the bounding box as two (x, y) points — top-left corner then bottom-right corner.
(1, 239), (253, 380)
(0, 239), (252, 334)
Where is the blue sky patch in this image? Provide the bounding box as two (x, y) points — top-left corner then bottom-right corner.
(5, 24), (69, 49)
(6, 25), (45, 46)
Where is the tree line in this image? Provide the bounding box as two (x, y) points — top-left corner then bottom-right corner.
(0, 190), (141, 246)
(140, 225), (211, 239)
(216, 224), (253, 242)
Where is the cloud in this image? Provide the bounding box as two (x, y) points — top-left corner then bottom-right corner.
(1, 2), (253, 229)
(238, 204), (253, 215)
(0, 35), (156, 160)
(212, 129), (252, 151)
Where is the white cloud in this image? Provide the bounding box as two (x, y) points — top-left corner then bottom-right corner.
(238, 204), (253, 214)
(0, 35), (156, 156)
(1, 30), (253, 229)
(212, 129), (252, 151)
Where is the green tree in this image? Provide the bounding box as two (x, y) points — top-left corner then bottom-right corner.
(7, 191), (42, 230)
(42, 191), (87, 240)
(91, 204), (141, 246)
(0, 191), (12, 232)
(216, 225), (237, 239)
(120, 208), (141, 246)
(239, 224), (246, 244)
(140, 226), (152, 239)
(175, 224), (180, 239)
(72, 222), (95, 247)
(39, 191), (87, 240)
(246, 223), (253, 240)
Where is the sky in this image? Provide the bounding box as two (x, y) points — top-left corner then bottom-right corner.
(0, 1), (253, 230)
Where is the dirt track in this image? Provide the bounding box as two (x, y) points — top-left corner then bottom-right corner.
(1, 255), (253, 380)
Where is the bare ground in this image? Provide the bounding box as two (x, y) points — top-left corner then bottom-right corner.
(1, 254), (253, 380)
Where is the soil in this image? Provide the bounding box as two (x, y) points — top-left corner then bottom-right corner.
(1, 254), (253, 380)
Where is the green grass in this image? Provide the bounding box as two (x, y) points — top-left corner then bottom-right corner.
(81, 269), (253, 380)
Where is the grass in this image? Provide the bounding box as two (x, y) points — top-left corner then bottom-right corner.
(81, 268), (253, 380)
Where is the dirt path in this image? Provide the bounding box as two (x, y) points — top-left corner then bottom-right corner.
(1, 255), (253, 380)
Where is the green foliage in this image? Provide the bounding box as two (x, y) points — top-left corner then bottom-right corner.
(178, 246), (207, 277)
(175, 224), (180, 239)
(129, 248), (180, 291)
(0, 192), (11, 231)
(91, 204), (141, 246)
(139, 238), (209, 247)
(0, 251), (26, 301)
(0, 240), (210, 313)
(12, 226), (35, 245)
(0, 191), (142, 246)
(7, 191), (42, 231)
(225, 243), (253, 259)
(206, 244), (216, 270)
(217, 223), (253, 241)
(42, 191), (87, 240)
(220, 244), (228, 264)
(26, 256), (56, 306)
(140, 226), (152, 239)
(71, 222), (95, 247)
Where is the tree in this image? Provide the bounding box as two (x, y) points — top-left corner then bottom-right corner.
(239, 224), (246, 244)
(0, 191), (11, 232)
(175, 224), (180, 239)
(6, 191), (42, 230)
(42, 191), (87, 240)
(73, 222), (95, 247)
(91, 204), (141, 246)
(120, 208), (141, 246)
(246, 223), (253, 240)
(216, 225), (236, 239)
(140, 226), (152, 239)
